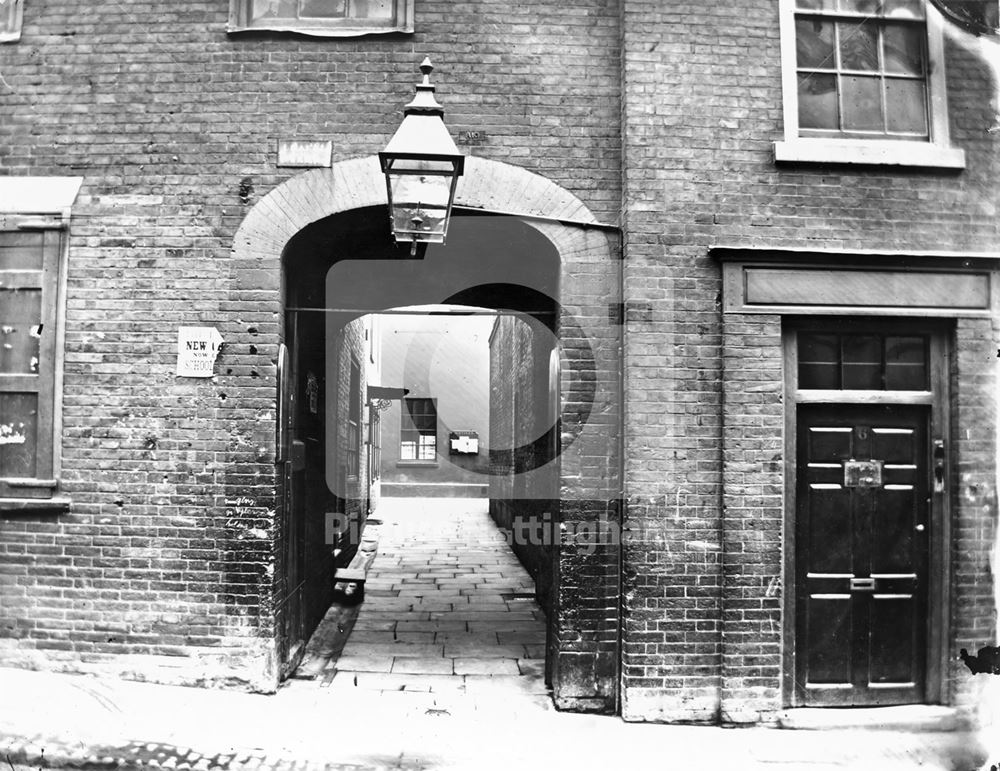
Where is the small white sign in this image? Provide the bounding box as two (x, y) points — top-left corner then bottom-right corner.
(177, 327), (224, 378)
(277, 139), (333, 168)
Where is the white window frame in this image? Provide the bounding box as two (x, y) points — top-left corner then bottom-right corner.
(0, 177), (80, 512)
(0, 0), (24, 43)
(774, 0), (965, 168)
(399, 396), (436, 462)
(227, 0), (414, 37)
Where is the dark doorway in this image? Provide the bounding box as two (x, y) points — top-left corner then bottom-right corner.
(277, 207), (563, 679)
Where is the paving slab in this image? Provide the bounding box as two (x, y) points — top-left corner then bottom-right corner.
(391, 658), (455, 676)
(333, 655), (394, 673)
(517, 659), (546, 677)
(442, 644), (529, 659)
(346, 642), (445, 658)
(452, 658), (521, 676)
(395, 620), (469, 632)
(497, 631), (547, 644)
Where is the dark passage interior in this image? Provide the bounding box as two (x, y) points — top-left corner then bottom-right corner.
(277, 207), (562, 679)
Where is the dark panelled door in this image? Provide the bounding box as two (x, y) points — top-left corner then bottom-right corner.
(796, 404), (929, 706)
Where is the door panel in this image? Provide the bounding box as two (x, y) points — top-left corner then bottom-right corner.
(796, 404), (929, 706)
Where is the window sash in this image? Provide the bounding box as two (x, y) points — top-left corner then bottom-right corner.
(345, 421), (360, 477)
(794, 10), (929, 139)
(400, 397), (437, 460)
(228, 0), (413, 34)
(345, 358), (361, 478)
(0, 0), (23, 43)
(775, 0), (963, 167)
(369, 411), (381, 479)
(0, 229), (61, 497)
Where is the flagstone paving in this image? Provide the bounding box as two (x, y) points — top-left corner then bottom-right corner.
(314, 497), (549, 707)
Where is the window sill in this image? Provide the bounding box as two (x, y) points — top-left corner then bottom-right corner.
(226, 22), (412, 37)
(396, 461), (439, 468)
(0, 497), (71, 514)
(773, 139), (966, 170)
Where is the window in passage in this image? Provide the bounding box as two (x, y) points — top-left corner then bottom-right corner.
(400, 397), (436, 461)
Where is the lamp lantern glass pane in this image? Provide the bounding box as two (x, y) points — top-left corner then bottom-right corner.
(384, 157), (460, 245)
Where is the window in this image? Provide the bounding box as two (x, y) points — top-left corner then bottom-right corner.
(0, 0), (23, 42)
(227, 0), (413, 36)
(775, 0), (965, 167)
(369, 410), (381, 480)
(345, 358), (361, 478)
(0, 231), (64, 502)
(798, 331), (929, 390)
(0, 177), (79, 510)
(400, 397), (436, 461)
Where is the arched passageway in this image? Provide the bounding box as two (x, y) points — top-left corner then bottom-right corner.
(230, 156), (622, 711)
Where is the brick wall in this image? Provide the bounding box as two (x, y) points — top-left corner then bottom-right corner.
(621, 0), (1000, 722)
(488, 313), (558, 611)
(0, 0), (622, 689)
(2, 0), (997, 719)
(950, 318), (999, 715)
(719, 314), (784, 724)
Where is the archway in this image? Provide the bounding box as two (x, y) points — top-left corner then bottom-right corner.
(229, 156), (622, 711)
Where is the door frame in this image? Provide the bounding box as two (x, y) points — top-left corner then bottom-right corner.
(782, 319), (952, 707)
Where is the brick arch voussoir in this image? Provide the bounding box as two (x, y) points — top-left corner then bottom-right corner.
(231, 155), (600, 273)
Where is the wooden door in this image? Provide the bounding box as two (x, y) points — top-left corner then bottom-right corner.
(277, 334), (307, 673)
(795, 404), (929, 706)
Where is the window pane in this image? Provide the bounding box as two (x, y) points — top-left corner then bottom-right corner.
(798, 73), (839, 129)
(839, 21), (880, 71)
(885, 336), (928, 390)
(0, 392), (38, 478)
(252, 0), (296, 20)
(797, 19), (836, 68)
(799, 334), (840, 389)
(0, 0), (17, 35)
(0, 288), (42, 375)
(404, 398), (436, 433)
(883, 0), (924, 18)
(0, 234), (44, 270)
(885, 78), (927, 134)
(418, 434), (436, 460)
(842, 335), (882, 389)
(883, 23), (925, 75)
(400, 441), (416, 460)
(300, 0), (346, 17)
(838, 0), (884, 13)
(352, 0), (393, 19)
(842, 75), (884, 131)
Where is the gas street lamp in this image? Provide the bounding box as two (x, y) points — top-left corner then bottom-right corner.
(379, 57), (465, 256)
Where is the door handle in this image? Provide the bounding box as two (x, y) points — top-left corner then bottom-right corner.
(915, 523), (926, 533)
(290, 439), (306, 472)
